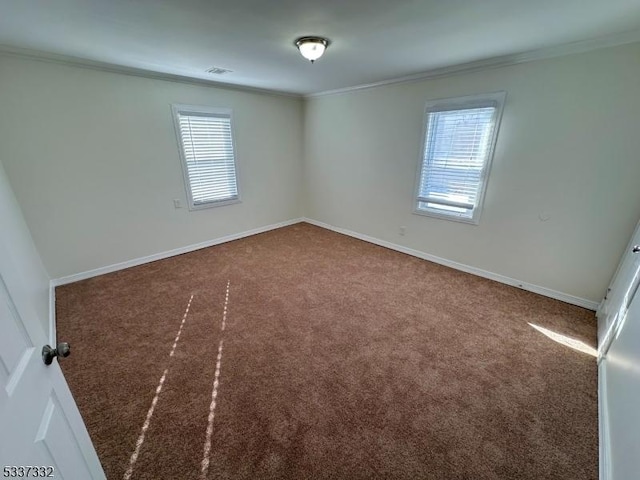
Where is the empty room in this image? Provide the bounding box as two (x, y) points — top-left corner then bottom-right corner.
(1, 1), (640, 479)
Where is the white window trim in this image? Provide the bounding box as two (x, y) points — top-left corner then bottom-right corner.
(413, 91), (506, 225)
(171, 104), (242, 211)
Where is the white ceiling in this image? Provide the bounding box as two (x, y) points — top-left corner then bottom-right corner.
(1, 0), (640, 95)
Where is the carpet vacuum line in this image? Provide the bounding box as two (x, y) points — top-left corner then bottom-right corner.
(123, 294), (195, 480)
(200, 280), (231, 480)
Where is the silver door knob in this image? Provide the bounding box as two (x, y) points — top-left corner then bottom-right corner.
(42, 342), (71, 366)
(633, 245), (640, 253)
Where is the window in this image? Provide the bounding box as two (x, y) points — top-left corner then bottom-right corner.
(414, 92), (505, 224)
(172, 104), (240, 210)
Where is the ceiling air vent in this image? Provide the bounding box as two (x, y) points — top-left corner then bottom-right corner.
(206, 67), (233, 75)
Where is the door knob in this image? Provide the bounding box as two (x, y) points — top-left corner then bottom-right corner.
(633, 245), (640, 253)
(42, 342), (71, 366)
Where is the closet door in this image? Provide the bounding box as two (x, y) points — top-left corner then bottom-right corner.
(597, 220), (640, 356)
(604, 282), (640, 480)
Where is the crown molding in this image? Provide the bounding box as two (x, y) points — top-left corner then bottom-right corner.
(2, 28), (639, 100)
(306, 29), (640, 98)
(0, 45), (302, 99)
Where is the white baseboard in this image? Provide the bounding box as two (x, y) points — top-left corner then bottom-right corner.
(51, 218), (304, 287)
(303, 217), (600, 311)
(598, 359), (611, 480)
(48, 215), (598, 344)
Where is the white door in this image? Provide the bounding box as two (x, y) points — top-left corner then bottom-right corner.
(0, 163), (104, 479)
(597, 219), (640, 356)
(603, 279), (640, 480)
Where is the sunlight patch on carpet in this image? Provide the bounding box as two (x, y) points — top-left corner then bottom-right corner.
(528, 323), (596, 357)
(200, 281), (231, 479)
(123, 294), (194, 480)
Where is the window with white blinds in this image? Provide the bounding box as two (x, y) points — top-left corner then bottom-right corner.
(172, 105), (239, 210)
(415, 92), (505, 224)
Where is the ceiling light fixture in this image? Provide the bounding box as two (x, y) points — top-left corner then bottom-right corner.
(295, 36), (329, 63)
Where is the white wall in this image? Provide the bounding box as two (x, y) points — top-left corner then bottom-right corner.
(0, 56), (304, 279)
(303, 43), (640, 304)
(0, 159), (50, 335)
(2, 43), (640, 303)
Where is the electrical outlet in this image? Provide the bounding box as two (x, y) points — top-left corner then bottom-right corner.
(173, 199), (182, 209)
(399, 226), (406, 236)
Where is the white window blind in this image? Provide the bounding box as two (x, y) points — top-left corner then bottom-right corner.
(415, 93), (505, 224)
(172, 105), (239, 209)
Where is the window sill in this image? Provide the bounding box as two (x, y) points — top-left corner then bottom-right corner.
(188, 198), (241, 211)
(412, 207), (479, 225)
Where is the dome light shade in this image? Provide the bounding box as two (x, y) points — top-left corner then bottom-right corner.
(295, 36), (329, 63)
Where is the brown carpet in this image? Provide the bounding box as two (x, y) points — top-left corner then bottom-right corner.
(56, 223), (598, 480)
